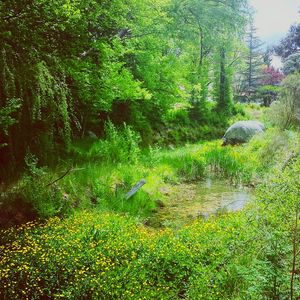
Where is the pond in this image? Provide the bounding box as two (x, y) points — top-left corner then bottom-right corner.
(147, 178), (253, 229)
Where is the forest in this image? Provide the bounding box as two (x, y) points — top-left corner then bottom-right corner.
(1, 0), (300, 299)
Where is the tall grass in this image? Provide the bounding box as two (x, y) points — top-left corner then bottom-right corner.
(3, 127), (298, 224)
(201, 143), (255, 183)
(88, 121), (141, 163)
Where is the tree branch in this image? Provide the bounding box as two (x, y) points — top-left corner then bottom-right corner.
(45, 167), (73, 187)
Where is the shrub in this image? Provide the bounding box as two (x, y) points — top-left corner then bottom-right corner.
(252, 161), (300, 299)
(89, 121), (141, 164)
(268, 73), (300, 129)
(0, 154), (70, 221)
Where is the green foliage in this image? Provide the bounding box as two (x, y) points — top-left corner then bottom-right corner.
(0, 98), (21, 135)
(268, 73), (300, 129)
(256, 85), (281, 107)
(0, 174), (65, 223)
(200, 142), (254, 183)
(0, 0), (250, 170)
(21, 175), (65, 218)
(283, 52), (300, 75)
(0, 210), (256, 300)
(155, 148), (206, 181)
(14, 154), (68, 218)
(4, 171), (300, 300)
(88, 121), (141, 164)
(0, 98), (21, 150)
(237, 23), (265, 101)
(251, 161), (300, 298)
(2, 127), (300, 299)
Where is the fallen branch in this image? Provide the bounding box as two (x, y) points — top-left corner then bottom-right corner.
(125, 179), (146, 200)
(45, 167), (73, 187)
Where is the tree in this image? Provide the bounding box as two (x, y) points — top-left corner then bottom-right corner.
(250, 66), (283, 107)
(257, 85), (281, 107)
(168, 0), (248, 117)
(274, 24), (300, 59)
(0, 0), (145, 166)
(257, 66), (284, 106)
(0, 0), (250, 170)
(261, 66), (284, 85)
(263, 47), (273, 67)
(283, 52), (300, 75)
(241, 23), (264, 101)
(269, 74), (300, 129)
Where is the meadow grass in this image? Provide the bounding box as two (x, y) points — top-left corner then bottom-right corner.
(2, 160), (300, 300)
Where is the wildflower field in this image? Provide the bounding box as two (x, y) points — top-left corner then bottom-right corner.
(0, 209), (264, 299)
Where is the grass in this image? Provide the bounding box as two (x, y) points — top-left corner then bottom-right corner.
(2, 161), (300, 299)
(1, 125), (300, 299)
(2, 126), (298, 224)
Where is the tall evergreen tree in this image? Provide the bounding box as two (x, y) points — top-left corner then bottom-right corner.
(242, 23), (264, 101)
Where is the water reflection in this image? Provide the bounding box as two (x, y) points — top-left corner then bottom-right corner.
(148, 179), (253, 228)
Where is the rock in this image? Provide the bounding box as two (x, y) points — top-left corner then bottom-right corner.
(223, 120), (265, 145)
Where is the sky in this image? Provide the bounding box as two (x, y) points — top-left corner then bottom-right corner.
(250, 0), (300, 67)
(250, 0), (300, 45)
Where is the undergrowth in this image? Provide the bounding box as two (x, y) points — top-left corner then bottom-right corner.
(1, 126), (298, 224)
(1, 123), (300, 298)
(1, 156), (300, 299)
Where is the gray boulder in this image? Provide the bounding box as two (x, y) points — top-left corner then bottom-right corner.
(223, 121), (265, 145)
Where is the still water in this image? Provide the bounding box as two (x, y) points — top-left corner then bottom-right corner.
(148, 178), (253, 228)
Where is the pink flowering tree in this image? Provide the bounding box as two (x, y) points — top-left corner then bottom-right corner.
(261, 66), (285, 86)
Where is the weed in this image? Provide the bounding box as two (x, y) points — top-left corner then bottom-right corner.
(88, 121), (141, 164)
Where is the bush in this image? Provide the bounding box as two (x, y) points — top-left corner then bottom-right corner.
(0, 154), (70, 222)
(89, 121), (141, 164)
(251, 161), (300, 299)
(0, 173), (67, 225)
(268, 73), (300, 129)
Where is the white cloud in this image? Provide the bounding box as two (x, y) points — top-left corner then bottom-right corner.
(250, 0), (300, 45)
